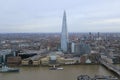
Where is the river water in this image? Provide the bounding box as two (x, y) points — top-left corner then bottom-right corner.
(0, 65), (116, 80)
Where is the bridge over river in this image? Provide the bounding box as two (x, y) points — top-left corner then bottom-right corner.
(100, 60), (120, 76)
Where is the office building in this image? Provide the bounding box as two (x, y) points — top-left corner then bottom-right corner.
(61, 11), (68, 52)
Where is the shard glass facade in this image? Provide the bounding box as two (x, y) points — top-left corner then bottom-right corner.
(61, 11), (68, 52)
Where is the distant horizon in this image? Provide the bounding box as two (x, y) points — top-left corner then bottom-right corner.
(0, 32), (120, 34)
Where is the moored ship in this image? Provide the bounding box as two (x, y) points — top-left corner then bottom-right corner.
(0, 65), (19, 73)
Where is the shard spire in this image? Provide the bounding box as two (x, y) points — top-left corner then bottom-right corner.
(61, 11), (68, 52)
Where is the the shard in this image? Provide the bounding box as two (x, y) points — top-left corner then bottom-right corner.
(61, 11), (68, 52)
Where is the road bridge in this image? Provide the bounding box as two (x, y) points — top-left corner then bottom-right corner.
(100, 60), (120, 76)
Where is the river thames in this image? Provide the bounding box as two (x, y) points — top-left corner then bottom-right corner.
(0, 65), (118, 80)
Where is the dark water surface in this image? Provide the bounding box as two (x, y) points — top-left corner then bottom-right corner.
(0, 65), (115, 80)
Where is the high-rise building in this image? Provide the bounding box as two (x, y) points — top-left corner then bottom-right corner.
(61, 11), (68, 52)
(70, 41), (91, 55)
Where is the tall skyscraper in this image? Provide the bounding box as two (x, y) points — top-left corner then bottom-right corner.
(61, 11), (68, 52)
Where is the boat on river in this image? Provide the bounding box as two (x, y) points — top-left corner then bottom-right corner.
(57, 67), (63, 70)
(49, 65), (63, 70)
(0, 65), (19, 73)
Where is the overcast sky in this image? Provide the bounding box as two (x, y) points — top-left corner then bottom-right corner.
(0, 0), (120, 33)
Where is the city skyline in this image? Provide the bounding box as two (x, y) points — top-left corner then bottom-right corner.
(0, 0), (120, 33)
